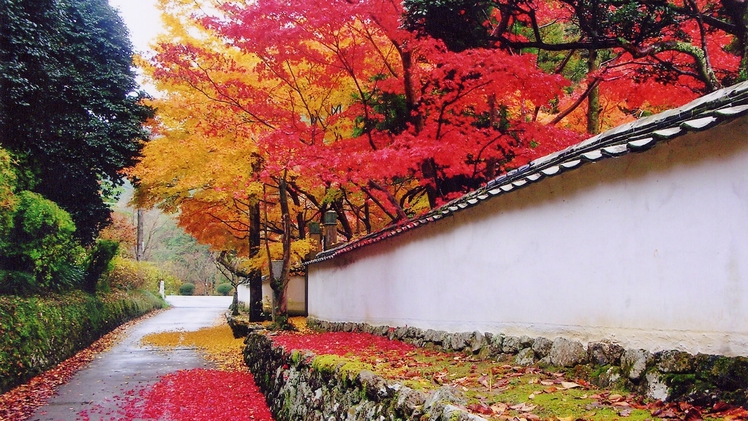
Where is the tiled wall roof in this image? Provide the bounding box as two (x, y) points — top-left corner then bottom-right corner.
(307, 81), (748, 265)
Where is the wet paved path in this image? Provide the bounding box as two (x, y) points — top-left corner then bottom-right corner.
(30, 296), (232, 421)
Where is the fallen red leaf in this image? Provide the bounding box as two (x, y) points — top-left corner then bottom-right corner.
(467, 403), (493, 415)
(270, 331), (415, 358)
(0, 313), (161, 421)
(684, 407), (703, 421)
(111, 369), (273, 421)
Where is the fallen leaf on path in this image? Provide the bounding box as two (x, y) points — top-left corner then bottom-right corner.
(115, 369), (273, 421)
(0, 312), (160, 421)
(141, 323), (246, 371)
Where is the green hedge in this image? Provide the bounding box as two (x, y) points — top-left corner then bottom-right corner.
(0, 290), (165, 393)
(179, 283), (195, 296)
(216, 283), (232, 296)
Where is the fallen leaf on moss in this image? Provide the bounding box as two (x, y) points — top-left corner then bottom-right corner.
(608, 393), (623, 402)
(541, 380), (555, 386)
(467, 402), (493, 414)
(491, 402), (508, 415)
(510, 402), (537, 412)
(560, 381), (581, 389)
(270, 331), (416, 358)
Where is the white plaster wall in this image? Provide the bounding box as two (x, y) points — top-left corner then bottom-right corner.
(286, 275), (307, 315)
(308, 117), (748, 357)
(237, 284), (251, 307)
(237, 276), (307, 315)
(264, 276), (307, 315)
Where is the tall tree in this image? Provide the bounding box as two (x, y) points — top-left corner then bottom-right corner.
(0, 0), (153, 243)
(133, 0), (578, 322)
(478, 0), (741, 132)
(205, 0), (579, 205)
(132, 0), (746, 323)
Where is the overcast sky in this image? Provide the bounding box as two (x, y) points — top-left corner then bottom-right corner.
(108, 0), (162, 94)
(109, 0), (162, 55)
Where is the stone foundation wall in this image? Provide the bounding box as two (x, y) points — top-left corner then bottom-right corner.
(244, 332), (490, 421)
(308, 318), (748, 407)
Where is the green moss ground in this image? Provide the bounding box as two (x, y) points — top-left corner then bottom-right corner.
(310, 347), (726, 420)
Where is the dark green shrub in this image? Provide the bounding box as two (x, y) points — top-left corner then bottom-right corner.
(83, 240), (119, 293)
(179, 283), (195, 296)
(216, 283), (233, 296)
(0, 148), (17, 248)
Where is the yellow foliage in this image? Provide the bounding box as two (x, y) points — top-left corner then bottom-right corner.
(130, 0), (422, 266)
(288, 316), (312, 334)
(105, 257), (180, 295)
(140, 323), (246, 371)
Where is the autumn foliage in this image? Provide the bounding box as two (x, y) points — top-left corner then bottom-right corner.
(129, 0), (746, 320)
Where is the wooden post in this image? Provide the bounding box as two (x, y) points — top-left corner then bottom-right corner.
(323, 210), (337, 250)
(308, 222), (322, 256)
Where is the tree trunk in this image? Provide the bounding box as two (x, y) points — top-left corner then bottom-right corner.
(421, 159), (439, 208)
(136, 208), (144, 261)
(231, 287), (240, 316)
(710, 0), (746, 81)
(740, 7), (748, 81)
(248, 200), (263, 321)
(271, 177), (292, 326)
(586, 49), (601, 135)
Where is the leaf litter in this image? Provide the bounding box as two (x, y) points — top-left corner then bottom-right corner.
(139, 322), (248, 372)
(0, 311), (162, 421)
(264, 322), (748, 421)
(5, 314), (748, 421)
(1, 312), (274, 421)
(105, 321), (274, 420)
